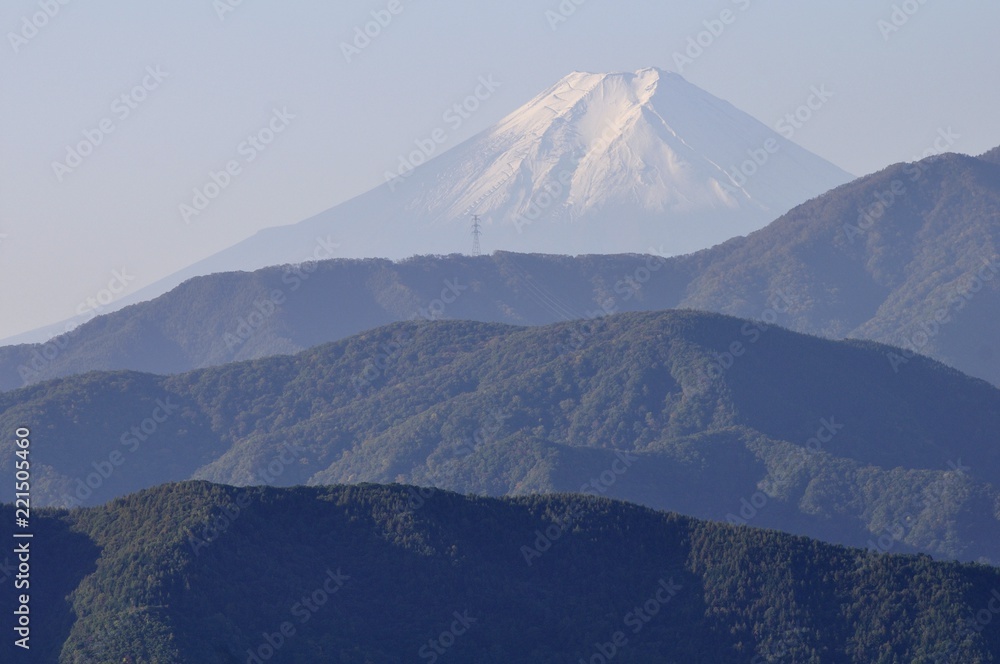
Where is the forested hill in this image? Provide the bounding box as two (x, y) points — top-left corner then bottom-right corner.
(3, 147), (1000, 391)
(0, 252), (703, 390)
(4, 310), (1000, 563)
(2, 482), (1000, 663)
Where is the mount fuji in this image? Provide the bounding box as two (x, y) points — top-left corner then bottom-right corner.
(7, 69), (854, 344)
(189, 68), (851, 268)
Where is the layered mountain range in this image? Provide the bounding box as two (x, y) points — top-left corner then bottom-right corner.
(5, 310), (1000, 564)
(3, 66), (849, 345)
(6, 60), (1000, 663)
(3, 147), (998, 390)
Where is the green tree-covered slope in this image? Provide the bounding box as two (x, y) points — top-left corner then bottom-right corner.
(3, 482), (1000, 663)
(3, 310), (1000, 562)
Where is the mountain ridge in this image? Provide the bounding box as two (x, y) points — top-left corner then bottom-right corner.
(2, 145), (998, 390)
(3, 481), (999, 662)
(5, 310), (1000, 563)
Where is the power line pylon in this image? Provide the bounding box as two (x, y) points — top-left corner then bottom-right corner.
(471, 214), (482, 257)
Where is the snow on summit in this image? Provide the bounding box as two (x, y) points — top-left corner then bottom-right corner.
(414, 66), (852, 241)
(130, 68), (855, 300)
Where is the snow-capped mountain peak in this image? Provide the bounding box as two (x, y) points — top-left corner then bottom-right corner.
(76, 68), (854, 316)
(385, 67), (851, 251)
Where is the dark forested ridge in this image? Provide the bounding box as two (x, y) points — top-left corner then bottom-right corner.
(2, 148), (999, 390)
(2, 482), (1000, 663)
(4, 310), (1000, 563)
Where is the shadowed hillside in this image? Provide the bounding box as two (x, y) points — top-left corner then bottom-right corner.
(4, 310), (1000, 563)
(3, 482), (1000, 663)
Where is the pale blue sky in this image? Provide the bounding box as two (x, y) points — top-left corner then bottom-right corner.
(2, 0), (998, 339)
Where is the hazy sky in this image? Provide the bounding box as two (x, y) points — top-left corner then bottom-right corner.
(2, 0), (998, 340)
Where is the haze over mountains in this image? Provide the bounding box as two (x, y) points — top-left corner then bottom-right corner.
(181, 68), (851, 264)
(4, 146), (998, 391)
(7, 62), (1000, 663)
(10, 0), (1000, 657)
(6, 66), (847, 336)
(6, 310), (1000, 564)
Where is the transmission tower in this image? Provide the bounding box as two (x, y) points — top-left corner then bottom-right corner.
(471, 214), (483, 257)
